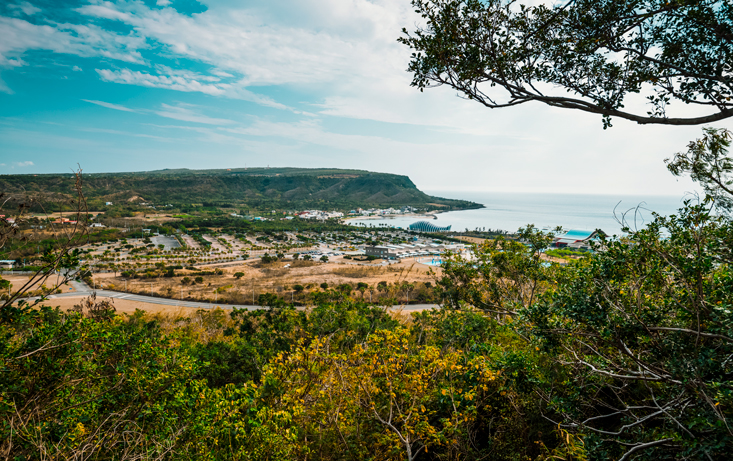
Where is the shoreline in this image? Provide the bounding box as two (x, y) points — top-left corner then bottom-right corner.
(342, 212), (440, 225)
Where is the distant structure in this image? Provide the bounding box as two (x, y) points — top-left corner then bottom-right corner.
(0, 260), (14, 269)
(553, 229), (602, 249)
(408, 221), (451, 232)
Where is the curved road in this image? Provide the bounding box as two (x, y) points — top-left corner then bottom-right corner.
(39, 289), (439, 312)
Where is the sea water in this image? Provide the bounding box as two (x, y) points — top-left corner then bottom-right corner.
(348, 191), (695, 235)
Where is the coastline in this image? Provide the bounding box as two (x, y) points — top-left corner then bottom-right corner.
(343, 212), (439, 225)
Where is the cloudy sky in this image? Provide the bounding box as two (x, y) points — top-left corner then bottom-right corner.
(0, 0), (728, 196)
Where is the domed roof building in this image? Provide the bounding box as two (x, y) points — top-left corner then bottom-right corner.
(408, 221), (451, 232)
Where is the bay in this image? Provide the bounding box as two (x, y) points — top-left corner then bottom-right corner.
(348, 191), (695, 235)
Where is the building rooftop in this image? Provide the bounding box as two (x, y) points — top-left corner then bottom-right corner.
(557, 229), (596, 240)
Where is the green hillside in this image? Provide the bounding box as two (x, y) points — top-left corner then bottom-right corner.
(0, 167), (481, 212)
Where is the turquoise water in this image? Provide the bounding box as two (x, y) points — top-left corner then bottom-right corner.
(349, 191), (693, 235)
(417, 258), (443, 266)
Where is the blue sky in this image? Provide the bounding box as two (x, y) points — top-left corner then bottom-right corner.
(0, 0), (728, 196)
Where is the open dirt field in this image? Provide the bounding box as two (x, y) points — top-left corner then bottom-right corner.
(454, 236), (487, 244)
(123, 213), (180, 222)
(93, 257), (442, 304)
(3, 274), (77, 295)
(43, 296), (205, 316)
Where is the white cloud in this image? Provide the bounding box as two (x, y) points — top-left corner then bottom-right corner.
(154, 103), (236, 125)
(82, 99), (136, 112)
(0, 74), (12, 94)
(96, 68), (225, 95)
(0, 16), (146, 71)
(156, 0), (172, 6)
(0, 0), (727, 195)
(79, 127), (174, 141)
(9, 2), (41, 16)
(72, 65), (82, 71)
(15, 160), (34, 167)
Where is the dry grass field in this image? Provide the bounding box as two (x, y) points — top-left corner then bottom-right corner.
(3, 274), (77, 295)
(43, 296), (204, 316)
(93, 257), (441, 304)
(454, 235), (487, 244)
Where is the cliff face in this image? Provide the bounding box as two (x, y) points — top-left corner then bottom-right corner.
(0, 167), (481, 211)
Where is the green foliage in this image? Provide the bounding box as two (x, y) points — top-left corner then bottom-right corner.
(257, 292), (287, 309)
(437, 225), (558, 313)
(0, 168), (481, 211)
(400, 0), (733, 127)
(544, 248), (590, 259)
(667, 128), (733, 211)
(435, 197), (733, 459)
(523, 203), (733, 460)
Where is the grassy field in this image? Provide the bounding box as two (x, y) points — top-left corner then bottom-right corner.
(93, 257), (440, 305)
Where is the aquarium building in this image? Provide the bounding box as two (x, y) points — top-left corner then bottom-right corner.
(408, 221), (451, 232)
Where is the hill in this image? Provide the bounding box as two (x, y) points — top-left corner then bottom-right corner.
(0, 167), (482, 212)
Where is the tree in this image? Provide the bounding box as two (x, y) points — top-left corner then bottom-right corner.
(1, 168), (88, 317)
(400, 0), (733, 128)
(522, 203), (733, 460)
(437, 225), (556, 314)
(320, 255), (329, 262)
(666, 127), (733, 211)
(357, 282), (369, 300)
(337, 283), (353, 297)
(263, 328), (504, 461)
(234, 271), (245, 279)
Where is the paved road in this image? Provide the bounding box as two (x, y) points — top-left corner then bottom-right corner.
(39, 289), (439, 311)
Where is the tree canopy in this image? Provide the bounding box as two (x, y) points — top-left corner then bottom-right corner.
(400, 0), (733, 127)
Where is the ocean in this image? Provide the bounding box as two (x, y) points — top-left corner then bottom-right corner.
(348, 191), (695, 235)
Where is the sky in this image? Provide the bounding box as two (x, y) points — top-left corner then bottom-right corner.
(0, 0), (728, 197)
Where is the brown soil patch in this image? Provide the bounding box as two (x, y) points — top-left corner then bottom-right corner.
(454, 236), (487, 244)
(3, 274), (76, 295)
(94, 257), (441, 305)
(45, 296), (204, 316)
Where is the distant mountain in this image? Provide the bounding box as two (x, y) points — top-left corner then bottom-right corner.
(0, 167), (482, 212)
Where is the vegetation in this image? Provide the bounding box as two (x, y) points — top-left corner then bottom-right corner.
(400, 0), (733, 128)
(544, 248), (589, 259)
(0, 167), (481, 212)
(3, 4), (733, 456)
